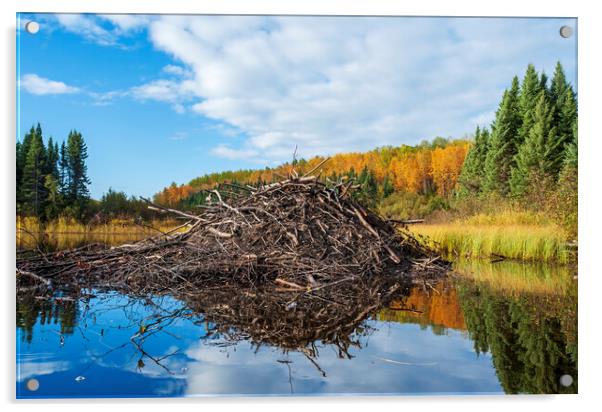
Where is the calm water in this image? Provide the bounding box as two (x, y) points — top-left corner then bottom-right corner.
(16, 236), (577, 398)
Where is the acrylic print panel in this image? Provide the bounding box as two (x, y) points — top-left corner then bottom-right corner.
(16, 13), (578, 398)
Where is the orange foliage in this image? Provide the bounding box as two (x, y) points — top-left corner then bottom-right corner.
(430, 143), (470, 196)
(154, 184), (195, 207)
(155, 139), (471, 205)
(385, 282), (466, 331)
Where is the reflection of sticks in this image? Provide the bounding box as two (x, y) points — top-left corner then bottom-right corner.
(301, 350), (327, 378)
(17, 227), (48, 260)
(277, 359), (294, 394)
(16, 268), (51, 286)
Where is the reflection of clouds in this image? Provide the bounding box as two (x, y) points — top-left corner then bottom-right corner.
(18, 290), (503, 397)
(17, 360), (72, 381)
(184, 322), (502, 396)
(185, 342), (295, 394)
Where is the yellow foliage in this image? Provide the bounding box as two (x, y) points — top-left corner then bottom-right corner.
(157, 139), (472, 204)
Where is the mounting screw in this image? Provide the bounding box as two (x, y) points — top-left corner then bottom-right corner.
(559, 25), (573, 38)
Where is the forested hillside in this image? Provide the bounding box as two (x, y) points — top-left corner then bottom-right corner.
(154, 62), (577, 235)
(16, 62), (577, 239)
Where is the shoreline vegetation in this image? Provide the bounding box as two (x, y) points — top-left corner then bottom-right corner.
(16, 63), (578, 266)
(408, 211), (573, 264)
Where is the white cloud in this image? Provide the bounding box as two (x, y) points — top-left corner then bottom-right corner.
(20, 74), (80, 95)
(42, 15), (576, 163)
(130, 79), (196, 103)
(55, 14), (117, 46)
(162, 64), (188, 77)
(138, 16), (576, 162)
(211, 144), (258, 160)
(53, 14), (152, 46)
(99, 14), (150, 32)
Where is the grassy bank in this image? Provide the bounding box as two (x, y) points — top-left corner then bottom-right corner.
(408, 211), (572, 264)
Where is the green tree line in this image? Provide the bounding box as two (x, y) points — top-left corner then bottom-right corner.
(458, 279), (577, 394)
(16, 124), (91, 220)
(459, 62), (577, 199)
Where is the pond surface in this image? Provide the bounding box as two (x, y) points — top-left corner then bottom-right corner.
(16, 234), (577, 398)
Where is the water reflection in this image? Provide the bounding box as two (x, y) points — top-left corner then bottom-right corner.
(17, 232), (153, 251)
(16, 260), (577, 397)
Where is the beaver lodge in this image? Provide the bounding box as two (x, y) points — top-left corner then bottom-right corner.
(17, 166), (449, 356)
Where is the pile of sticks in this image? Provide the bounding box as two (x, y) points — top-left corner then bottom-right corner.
(16, 173), (447, 294)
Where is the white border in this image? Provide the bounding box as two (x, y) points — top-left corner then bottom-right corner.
(2, 1), (600, 411)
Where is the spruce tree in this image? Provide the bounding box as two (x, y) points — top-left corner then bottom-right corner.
(563, 121), (578, 170)
(45, 137), (60, 178)
(382, 174), (394, 198)
(16, 141), (22, 205)
(459, 126), (490, 194)
(483, 76), (522, 195)
(17, 126), (36, 206)
(65, 130), (91, 206)
(59, 141), (69, 195)
(21, 130), (47, 216)
(539, 71), (549, 95)
(510, 91), (558, 197)
(517, 64), (542, 146)
(550, 62), (569, 108)
(43, 138), (61, 219)
(550, 62), (577, 172)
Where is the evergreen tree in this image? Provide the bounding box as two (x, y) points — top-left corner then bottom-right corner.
(563, 121), (578, 170)
(550, 62), (577, 171)
(100, 188), (130, 217)
(59, 141), (69, 194)
(17, 126), (36, 207)
(65, 130), (91, 206)
(45, 137), (60, 178)
(382, 174), (394, 198)
(510, 91), (558, 197)
(539, 71), (549, 95)
(554, 121), (578, 238)
(483, 77), (522, 195)
(459, 126), (490, 194)
(44, 174), (60, 219)
(21, 130), (47, 216)
(16, 141), (22, 204)
(550, 62), (569, 109)
(518, 64), (543, 146)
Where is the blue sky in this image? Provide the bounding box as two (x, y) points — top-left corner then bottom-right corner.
(16, 14), (577, 199)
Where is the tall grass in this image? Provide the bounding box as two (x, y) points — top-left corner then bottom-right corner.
(409, 211), (571, 263)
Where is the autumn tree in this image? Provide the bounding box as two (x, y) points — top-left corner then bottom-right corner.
(431, 143), (469, 197)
